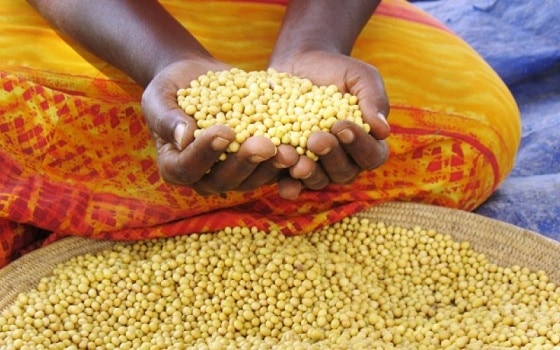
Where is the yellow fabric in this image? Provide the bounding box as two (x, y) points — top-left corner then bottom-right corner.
(0, 0), (520, 267)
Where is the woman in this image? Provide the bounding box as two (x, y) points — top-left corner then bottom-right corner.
(0, 0), (520, 267)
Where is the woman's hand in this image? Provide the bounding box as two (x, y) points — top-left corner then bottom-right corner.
(142, 59), (300, 196)
(27, 1), (297, 196)
(266, 0), (388, 198)
(269, 50), (390, 195)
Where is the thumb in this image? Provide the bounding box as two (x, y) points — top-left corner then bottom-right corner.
(141, 78), (196, 150)
(347, 65), (391, 140)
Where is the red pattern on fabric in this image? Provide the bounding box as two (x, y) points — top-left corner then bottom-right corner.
(389, 124), (500, 189)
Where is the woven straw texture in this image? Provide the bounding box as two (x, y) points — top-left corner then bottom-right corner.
(1, 201), (559, 313)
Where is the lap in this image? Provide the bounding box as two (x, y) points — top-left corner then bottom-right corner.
(0, 0), (520, 265)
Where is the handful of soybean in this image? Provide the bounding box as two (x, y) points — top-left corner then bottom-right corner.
(177, 68), (369, 161)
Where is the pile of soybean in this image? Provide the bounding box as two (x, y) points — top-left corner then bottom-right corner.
(177, 68), (370, 161)
(1, 217), (560, 349)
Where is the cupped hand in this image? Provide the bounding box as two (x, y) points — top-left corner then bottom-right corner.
(142, 58), (296, 196)
(269, 50), (391, 194)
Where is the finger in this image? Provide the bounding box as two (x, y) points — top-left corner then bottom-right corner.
(277, 177), (303, 200)
(158, 125), (234, 185)
(289, 156), (330, 191)
(344, 62), (391, 140)
(272, 144), (300, 169)
(307, 131), (361, 184)
(331, 121), (389, 171)
(236, 163), (284, 192)
(194, 135), (277, 194)
(237, 144), (299, 192)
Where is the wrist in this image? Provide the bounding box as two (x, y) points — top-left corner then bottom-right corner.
(150, 50), (216, 85)
(268, 49), (318, 76)
(270, 0), (380, 69)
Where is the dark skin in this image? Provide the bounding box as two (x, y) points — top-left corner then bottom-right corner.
(27, 0), (390, 200)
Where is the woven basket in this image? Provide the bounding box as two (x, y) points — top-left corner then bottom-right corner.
(1, 201), (559, 313)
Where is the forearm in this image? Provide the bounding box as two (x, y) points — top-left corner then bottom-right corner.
(27, 0), (211, 87)
(271, 0), (381, 62)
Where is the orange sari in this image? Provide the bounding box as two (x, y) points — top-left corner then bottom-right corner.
(0, 0), (520, 267)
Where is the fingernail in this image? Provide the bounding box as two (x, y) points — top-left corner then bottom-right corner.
(252, 147), (277, 163)
(377, 112), (390, 130)
(316, 146), (332, 156)
(272, 160), (287, 168)
(249, 155), (267, 163)
(337, 129), (354, 144)
(211, 137), (230, 151)
(174, 123), (187, 150)
(301, 170), (313, 179)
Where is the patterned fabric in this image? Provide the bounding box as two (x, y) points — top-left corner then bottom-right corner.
(0, 0), (520, 267)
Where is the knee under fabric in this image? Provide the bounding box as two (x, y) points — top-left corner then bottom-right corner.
(0, 0), (520, 267)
